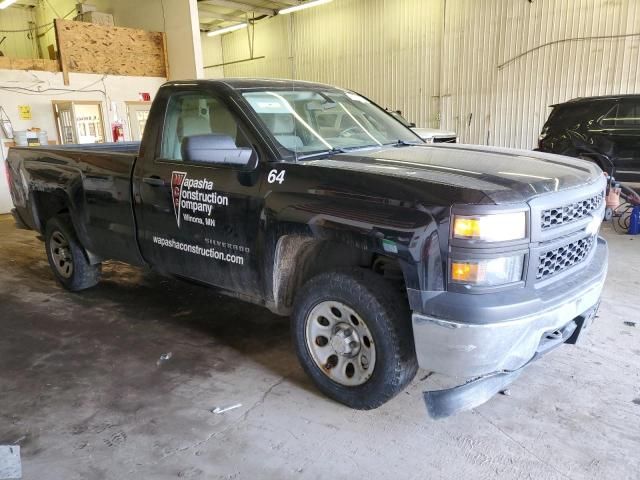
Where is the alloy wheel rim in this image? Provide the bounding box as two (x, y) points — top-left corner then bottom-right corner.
(50, 231), (74, 279)
(305, 301), (376, 386)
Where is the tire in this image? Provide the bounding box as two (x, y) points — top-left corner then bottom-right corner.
(45, 215), (101, 291)
(291, 268), (418, 410)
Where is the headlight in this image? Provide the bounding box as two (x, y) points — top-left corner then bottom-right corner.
(453, 212), (526, 242)
(451, 255), (524, 286)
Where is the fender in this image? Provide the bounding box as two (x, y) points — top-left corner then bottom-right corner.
(260, 186), (443, 315)
(16, 150), (96, 255)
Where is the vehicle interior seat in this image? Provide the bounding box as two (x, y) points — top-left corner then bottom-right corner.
(263, 113), (303, 150)
(211, 103), (242, 146)
(174, 102), (212, 159)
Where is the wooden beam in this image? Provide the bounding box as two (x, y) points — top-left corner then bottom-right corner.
(199, 11), (246, 22)
(11, 0), (39, 8)
(198, 4), (247, 22)
(54, 19), (70, 85)
(161, 32), (170, 80)
(0, 57), (60, 72)
(199, 0), (275, 16)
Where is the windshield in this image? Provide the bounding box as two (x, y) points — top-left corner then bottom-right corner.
(388, 110), (412, 128)
(242, 89), (421, 156)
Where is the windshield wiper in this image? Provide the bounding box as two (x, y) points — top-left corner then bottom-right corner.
(297, 147), (348, 160)
(385, 139), (421, 147)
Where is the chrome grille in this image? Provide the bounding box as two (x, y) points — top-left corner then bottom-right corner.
(540, 192), (604, 230)
(537, 236), (594, 280)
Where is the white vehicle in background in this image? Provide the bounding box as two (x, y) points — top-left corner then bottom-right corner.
(388, 110), (457, 143)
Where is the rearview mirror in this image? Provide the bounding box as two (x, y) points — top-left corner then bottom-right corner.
(181, 134), (254, 167)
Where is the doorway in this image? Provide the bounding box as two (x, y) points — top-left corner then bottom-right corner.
(53, 101), (106, 145)
(126, 102), (152, 141)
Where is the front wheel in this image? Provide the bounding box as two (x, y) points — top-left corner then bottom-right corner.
(45, 215), (101, 291)
(291, 268), (417, 409)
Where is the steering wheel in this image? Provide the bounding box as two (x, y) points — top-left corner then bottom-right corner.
(339, 126), (362, 137)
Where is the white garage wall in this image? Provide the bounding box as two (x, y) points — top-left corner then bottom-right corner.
(210, 0), (640, 148)
(220, 14), (294, 79)
(202, 33), (224, 78)
(0, 70), (166, 214)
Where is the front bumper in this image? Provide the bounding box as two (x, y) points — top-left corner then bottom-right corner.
(412, 237), (608, 379)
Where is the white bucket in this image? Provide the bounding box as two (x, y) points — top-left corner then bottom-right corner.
(14, 131), (28, 147)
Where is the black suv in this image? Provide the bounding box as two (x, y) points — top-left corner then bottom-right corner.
(538, 95), (640, 182)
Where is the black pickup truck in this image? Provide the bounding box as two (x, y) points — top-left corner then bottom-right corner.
(6, 79), (608, 418)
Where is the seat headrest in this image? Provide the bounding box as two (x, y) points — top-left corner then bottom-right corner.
(211, 106), (237, 140)
(180, 109), (212, 138)
(263, 114), (296, 135)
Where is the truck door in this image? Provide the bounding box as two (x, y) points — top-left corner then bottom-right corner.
(133, 87), (266, 298)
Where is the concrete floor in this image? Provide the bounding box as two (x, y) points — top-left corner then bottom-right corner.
(0, 214), (639, 480)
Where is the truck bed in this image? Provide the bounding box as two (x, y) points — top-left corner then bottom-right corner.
(14, 141), (141, 155)
(7, 141), (141, 266)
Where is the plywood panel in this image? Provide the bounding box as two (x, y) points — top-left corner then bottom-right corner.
(0, 57), (60, 72)
(55, 19), (168, 79)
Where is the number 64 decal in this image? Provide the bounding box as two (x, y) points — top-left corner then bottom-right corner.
(267, 169), (286, 184)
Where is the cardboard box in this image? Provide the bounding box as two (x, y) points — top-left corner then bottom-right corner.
(76, 3), (97, 14)
(75, 11), (115, 27)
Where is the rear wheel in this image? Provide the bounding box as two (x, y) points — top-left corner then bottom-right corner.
(292, 268), (417, 409)
(45, 215), (101, 291)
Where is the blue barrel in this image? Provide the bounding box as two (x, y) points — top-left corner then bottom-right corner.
(629, 205), (640, 235)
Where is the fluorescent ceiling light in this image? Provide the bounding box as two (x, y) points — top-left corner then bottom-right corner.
(278, 0), (333, 15)
(207, 23), (248, 37)
(0, 0), (17, 9)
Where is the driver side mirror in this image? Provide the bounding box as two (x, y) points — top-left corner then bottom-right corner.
(181, 134), (254, 168)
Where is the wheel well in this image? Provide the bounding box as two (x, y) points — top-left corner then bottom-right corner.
(272, 236), (407, 314)
(32, 190), (69, 232)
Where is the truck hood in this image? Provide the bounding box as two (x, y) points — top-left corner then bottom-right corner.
(307, 144), (602, 204)
(412, 127), (457, 139)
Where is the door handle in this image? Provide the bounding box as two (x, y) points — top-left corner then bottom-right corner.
(142, 176), (165, 187)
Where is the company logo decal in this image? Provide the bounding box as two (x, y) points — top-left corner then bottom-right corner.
(171, 171), (187, 227)
(170, 171), (229, 228)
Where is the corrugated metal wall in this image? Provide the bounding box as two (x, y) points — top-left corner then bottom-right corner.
(443, 0), (640, 148)
(222, 0), (443, 128)
(216, 0), (640, 148)
(0, 7), (38, 59)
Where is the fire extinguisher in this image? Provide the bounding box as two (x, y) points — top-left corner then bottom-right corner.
(112, 122), (125, 143)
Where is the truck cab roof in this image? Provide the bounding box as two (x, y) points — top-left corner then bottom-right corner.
(164, 78), (343, 92)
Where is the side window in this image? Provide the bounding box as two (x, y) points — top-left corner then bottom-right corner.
(160, 93), (243, 162)
(615, 102), (640, 126)
(601, 102), (640, 127)
(601, 105), (619, 127)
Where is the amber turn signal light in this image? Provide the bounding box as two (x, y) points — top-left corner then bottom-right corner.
(451, 261), (480, 283)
